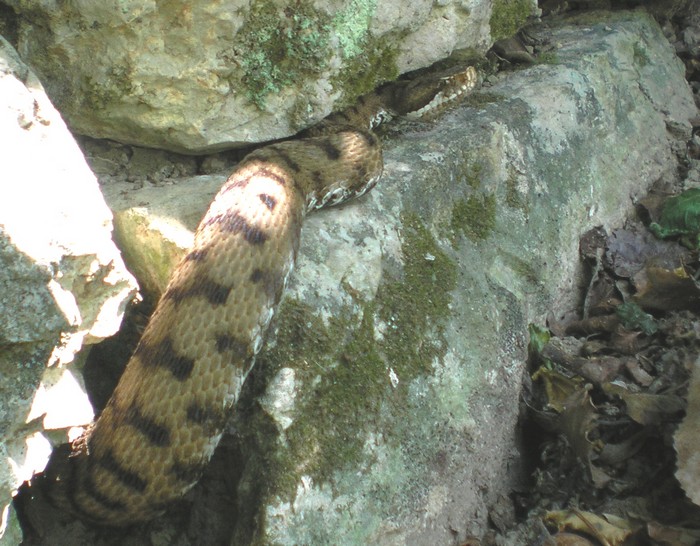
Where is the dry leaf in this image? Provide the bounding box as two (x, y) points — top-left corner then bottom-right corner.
(543, 509), (639, 545)
(604, 226), (690, 278)
(596, 429), (648, 466)
(623, 359), (654, 387)
(557, 387), (598, 466)
(633, 263), (700, 312)
(541, 338), (625, 386)
(603, 383), (685, 426)
(532, 366), (586, 413)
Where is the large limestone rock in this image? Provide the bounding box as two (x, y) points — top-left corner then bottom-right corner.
(4, 0), (536, 153)
(57, 9), (693, 546)
(230, 11), (695, 544)
(0, 37), (137, 543)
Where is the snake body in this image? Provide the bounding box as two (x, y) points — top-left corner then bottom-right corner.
(45, 65), (478, 525)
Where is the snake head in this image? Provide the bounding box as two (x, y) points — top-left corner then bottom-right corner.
(380, 64), (479, 118)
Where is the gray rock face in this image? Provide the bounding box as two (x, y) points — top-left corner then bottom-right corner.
(0, 37), (137, 543)
(5, 0), (535, 153)
(232, 12), (694, 545)
(88, 10), (695, 546)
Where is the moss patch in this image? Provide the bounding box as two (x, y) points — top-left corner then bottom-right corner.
(461, 161), (484, 189)
(499, 250), (540, 285)
(451, 193), (497, 241)
(331, 37), (400, 106)
(329, 0), (400, 102)
(244, 298), (337, 496)
(490, 0), (533, 41)
(111, 209), (182, 300)
(505, 172), (528, 212)
(376, 212), (458, 377)
(235, 1), (332, 108)
(249, 213), (457, 496)
(332, 0), (377, 58)
(283, 304), (386, 483)
(536, 51), (559, 65)
(83, 63), (135, 112)
(234, 0), (395, 111)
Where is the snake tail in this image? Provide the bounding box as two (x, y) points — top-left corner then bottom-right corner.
(43, 129), (382, 525)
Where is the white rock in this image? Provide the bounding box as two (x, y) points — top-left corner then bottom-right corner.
(0, 36), (137, 540)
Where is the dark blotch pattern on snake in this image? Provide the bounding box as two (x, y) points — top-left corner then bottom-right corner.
(43, 65), (478, 525)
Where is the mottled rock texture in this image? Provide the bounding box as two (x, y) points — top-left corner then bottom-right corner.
(4, 0), (535, 152)
(3, 4), (698, 546)
(230, 12), (694, 545)
(0, 37), (137, 543)
(58, 9), (692, 546)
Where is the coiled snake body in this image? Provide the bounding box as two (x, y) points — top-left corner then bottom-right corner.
(45, 65), (478, 525)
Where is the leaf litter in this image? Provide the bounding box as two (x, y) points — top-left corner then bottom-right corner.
(497, 186), (700, 546)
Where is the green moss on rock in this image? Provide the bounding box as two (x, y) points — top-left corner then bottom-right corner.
(328, 0), (399, 105)
(536, 51), (559, 65)
(245, 297), (388, 495)
(248, 213), (457, 497)
(83, 63), (135, 112)
(111, 209), (182, 300)
(490, 0), (533, 42)
(460, 161), (483, 189)
(234, 0), (396, 112)
(245, 298), (336, 496)
(500, 250), (540, 285)
(505, 173), (528, 212)
(633, 41), (650, 68)
(331, 37), (400, 105)
(376, 212), (457, 376)
(235, 1), (332, 108)
(451, 193), (497, 241)
(332, 0), (377, 58)
(284, 305), (385, 482)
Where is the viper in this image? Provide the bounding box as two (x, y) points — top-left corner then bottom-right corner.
(42, 63), (479, 525)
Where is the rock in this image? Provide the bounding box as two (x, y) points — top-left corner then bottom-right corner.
(103, 174), (222, 300)
(675, 355), (700, 507)
(3, 0), (536, 153)
(0, 36), (137, 542)
(51, 9), (695, 546)
(231, 11), (694, 544)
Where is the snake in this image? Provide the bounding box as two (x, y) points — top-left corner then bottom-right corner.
(42, 64), (478, 526)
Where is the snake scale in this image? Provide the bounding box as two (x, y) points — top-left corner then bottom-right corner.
(43, 64), (478, 525)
